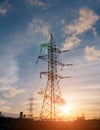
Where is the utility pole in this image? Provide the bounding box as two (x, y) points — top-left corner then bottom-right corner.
(38, 34), (72, 121)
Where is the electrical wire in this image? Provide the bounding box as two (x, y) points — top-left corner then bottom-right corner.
(69, 72), (100, 79)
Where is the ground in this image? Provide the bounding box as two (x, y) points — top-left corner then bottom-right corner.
(0, 117), (100, 130)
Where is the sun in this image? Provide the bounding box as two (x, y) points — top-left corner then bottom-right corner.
(61, 104), (71, 114)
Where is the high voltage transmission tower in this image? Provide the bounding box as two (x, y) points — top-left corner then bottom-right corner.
(27, 94), (34, 118)
(38, 34), (72, 121)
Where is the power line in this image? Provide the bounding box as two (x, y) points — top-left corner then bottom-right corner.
(71, 72), (100, 78)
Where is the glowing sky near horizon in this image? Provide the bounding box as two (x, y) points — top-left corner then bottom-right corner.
(0, 0), (100, 119)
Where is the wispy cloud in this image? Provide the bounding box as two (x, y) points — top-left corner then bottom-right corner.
(0, 18), (46, 100)
(0, 45), (26, 98)
(0, 7), (7, 15)
(61, 19), (65, 25)
(0, 99), (11, 112)
(26, 0), (48, 9)
(0, 17), (48, 99)
(62, 7), (99, 50)
(0, 106), (11, 112)
(2, 88), (25, 98)
(0, 30), (33, 97)
(62, 35), (81, 50)
(28, 19), (50, 40)
(0, 0), (11, 15)
(63, 8), (99, 35)
(0, 55), (18, 90)
(0, 99), (6, 105)
(0, 56), (25, 98)
(85, 46), (100, 61)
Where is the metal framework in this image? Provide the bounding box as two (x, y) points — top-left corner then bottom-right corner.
(38, 34), (71, 121)
(28, 94), (33, 118)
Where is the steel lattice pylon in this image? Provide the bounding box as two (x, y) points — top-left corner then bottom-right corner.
(38, 34), (71, 121)
(28, 94), (33, 118)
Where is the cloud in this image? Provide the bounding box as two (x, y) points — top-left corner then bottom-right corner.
(85, 46), (100, 61)
(0, 55), (18, 87)
(26, 0), (47, 8)
(61, 19), (65, 25)
(0, 98), (11, 112)
(2, 88), (25, 98)
(63, 8), (99, 35)
(0, 0), (11, 15)
(62, 7), (99, 50)
(0, 55), (25, 98)
(0, 99), (6, 105)
(28, 19), (50, 40)
(62, 35), (81, 50)
(0, 7), (7, 15)
(0, 18), (42, 99)
(0, 106), (11, 112)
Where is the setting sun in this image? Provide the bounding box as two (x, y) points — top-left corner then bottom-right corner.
(61, 104), (72, 114)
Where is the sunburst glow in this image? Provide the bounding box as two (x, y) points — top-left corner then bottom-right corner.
(61, 104), (72, 114)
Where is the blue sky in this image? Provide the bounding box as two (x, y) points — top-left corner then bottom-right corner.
(0, 0), (100, 119)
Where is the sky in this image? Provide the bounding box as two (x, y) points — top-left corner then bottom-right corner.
(0, 0), (100, 119)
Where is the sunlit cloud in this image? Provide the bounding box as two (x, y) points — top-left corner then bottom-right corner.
(62, 35), (81, 50)
(62, 7), (99, 50)
(85, 46), (100, 61)
(0, 99), (6, 105)
(0, 99), (11, 113)
(63, 8), (99, 35)
(0, 106), (11, 112)
(28, 19), (50, 40)
(2, 88), (25, 98)
(0, 0), (11, 15)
